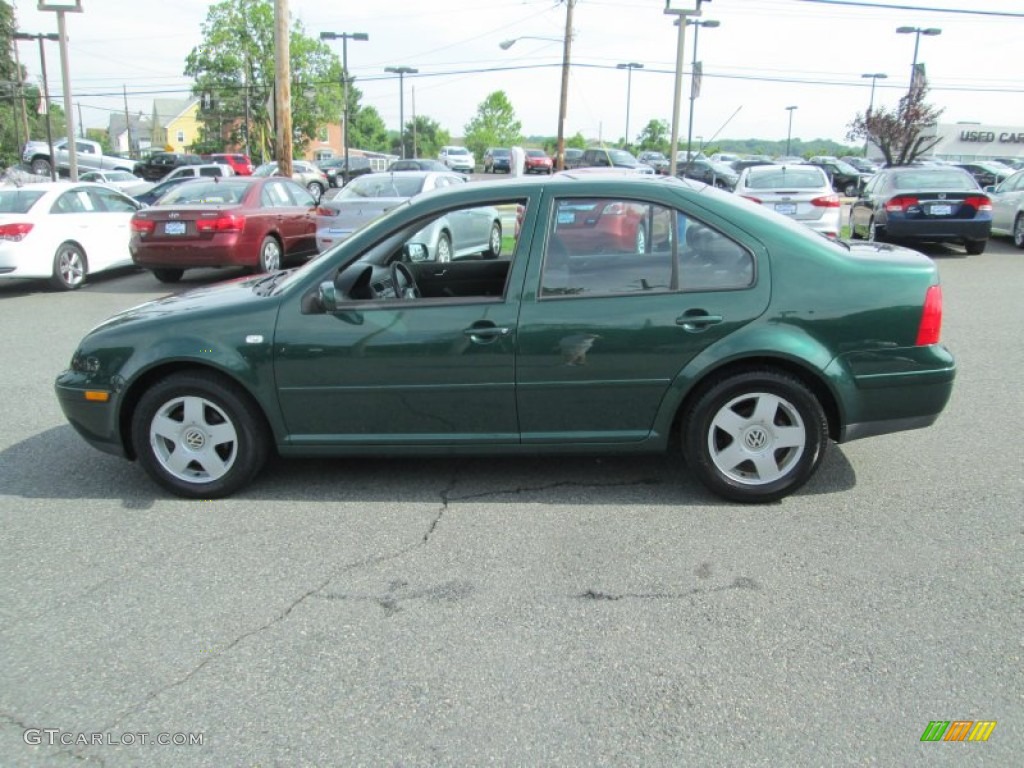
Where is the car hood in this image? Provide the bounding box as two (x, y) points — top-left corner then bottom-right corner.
(87, 274), (276, 335)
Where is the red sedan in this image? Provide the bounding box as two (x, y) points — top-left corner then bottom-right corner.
(129, 177), (318, 283)
(525, 149), (554, 174)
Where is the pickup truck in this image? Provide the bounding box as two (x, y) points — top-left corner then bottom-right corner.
(22, 138), (137, 177)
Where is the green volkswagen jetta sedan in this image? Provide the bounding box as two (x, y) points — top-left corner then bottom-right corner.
(55, 174), (955, 503)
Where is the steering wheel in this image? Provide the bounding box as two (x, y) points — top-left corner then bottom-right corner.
(390, 261), (421, 299)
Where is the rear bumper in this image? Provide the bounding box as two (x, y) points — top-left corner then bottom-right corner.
(884, 218), (990, 241)
(130, 236), (256, 268)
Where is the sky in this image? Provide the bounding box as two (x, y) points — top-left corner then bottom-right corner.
(9, 0), (1024, 151)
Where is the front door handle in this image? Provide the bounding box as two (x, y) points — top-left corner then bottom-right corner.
(676, 311), (724, 332)
(463, 324), (513, 342)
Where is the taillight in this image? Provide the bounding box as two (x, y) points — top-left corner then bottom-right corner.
(885, 195), (919, 212)
(0, 222), (34, 241)
(196, 214), (245, 233)
(915, 285), (943, 346)
(740, 195), (762, 204)
(811, 194), (840, 208)
(130, 218), (155, 234)
(962, 195), (992, 212)
(315, 207), (337, 217)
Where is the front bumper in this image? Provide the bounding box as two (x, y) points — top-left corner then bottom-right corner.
(55, 372), (126, 458)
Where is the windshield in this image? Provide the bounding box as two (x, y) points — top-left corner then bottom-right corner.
(834, 161), (859, 175)
(252, 164), (279, 178)
(447, 147), (469, 155)
(0, 190), (45, 213)
(608, 150), (638, 164)
(527, 150), (546, 158)
(492, 149), (510, 157)
(339, 175), (426, 199)
(710, 162), (737, 175)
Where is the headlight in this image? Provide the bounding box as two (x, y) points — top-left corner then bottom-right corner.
(70, 353), (101, 373)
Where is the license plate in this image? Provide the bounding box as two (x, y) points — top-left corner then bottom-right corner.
(557, 211), (576, 224)
(930, 204), (952, 216)
(774, 203), (797, 215)
(164, 221), (186, 235)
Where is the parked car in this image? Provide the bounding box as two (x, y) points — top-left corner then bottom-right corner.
(78, 169), (153, 197)
(986, 168), (1024, 248)
(128, 176), (318, 282)
(56, 175), (956, 503)
(207, 153), (254, 176)
(132, 176), (195, 206)
(317, 156), (373, 187)
(563, 148), (585, 169)
(0, 182), (143, 290)
(709, 152), (742, 164)
(580, 148), (655, 174)
(954, 162), (1014, 189)
(314, 170), (467, 253)
(805, 159), (870, 197)
(135, 152), (205, 182)
(841, 156), (880, 174)
(678, 159), (740, 191)
(637, 151), (671, 175)
(251, 160), (329, 203)
(734, 164), (841, 238)
(438, 146), (475, 173)
(524, 149), (554, 175)
(849, 165), (991, 254)
(483, 148), (512, 174)
(730, 159), (776, 175)
(21, 138), (137, 177)
(162, 163), (234, 182)
(387, 159), (449, 172)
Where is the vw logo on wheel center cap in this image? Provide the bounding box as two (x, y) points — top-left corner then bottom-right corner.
(184, 428), (206, 450)
(743, 426), (770, 451)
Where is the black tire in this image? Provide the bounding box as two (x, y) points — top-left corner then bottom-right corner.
(31, 157), (53, 177)
(131, 371), (270, 499)
(435, 232), (453, 263)
(485, 221), (502, 259)
(867, 217), (886, 243)
(258, 235), (282, 272)
(49, 242), (87, 290)
(153, 268), (184, 283)
(843, 182), (857, 197)
(1013, 214), (1024, 249)
(964, 238), (987, 255)
(848, 219), (862, 240)
(683, 370), (828, 503)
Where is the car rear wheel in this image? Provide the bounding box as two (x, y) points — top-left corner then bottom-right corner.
(435, 232), (452, 263)
(258, 236), (281, 272)
(31, 158), (53, 177)
(868, 217), (886, 243)
(50, 242), (87, 291)
(964, 238), (987, 255)
(683, 370), (828, 503)
(153, 268), (184, 283)
(1013, 214), (1024, 249)
(485, 222), (502, 259)
(132, 371), (269, 499)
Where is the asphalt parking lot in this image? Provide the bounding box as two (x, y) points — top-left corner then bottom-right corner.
(0, 234), (1020, 765)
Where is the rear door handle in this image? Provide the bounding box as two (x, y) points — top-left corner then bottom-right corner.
(676, 312), (723, 332)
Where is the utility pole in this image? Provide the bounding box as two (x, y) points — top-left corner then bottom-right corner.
(12, 41), (30, 148)
(14, 31), (59, 180)
(122, 84), (133, 158)
(77, 102), (84, 138)
(412, 86), (417, 158)
(555, 0), (574, 171)
(273, 0), (293, 176)
(37, 2), (84, 181)
(664, 1), (702, 177)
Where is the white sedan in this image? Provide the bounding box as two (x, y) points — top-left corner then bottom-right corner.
(78, 169), (154, 198)
(0, 182), (143, 290)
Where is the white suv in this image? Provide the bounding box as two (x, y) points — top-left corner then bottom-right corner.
(438, 146), (475, 173)
(163, 163), (234, 181)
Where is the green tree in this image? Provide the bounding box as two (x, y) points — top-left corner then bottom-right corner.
(402, 115), (450, 159)
(636, 119), (669, 154)
(184, 0), (343, 162)
(348, 104), (389, 153)
(847, 80), (943, 166)
(566, 131), (587, 149)
(463, 90), (522, 163)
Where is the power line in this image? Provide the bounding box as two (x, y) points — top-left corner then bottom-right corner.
(791, 0), (1024, 18)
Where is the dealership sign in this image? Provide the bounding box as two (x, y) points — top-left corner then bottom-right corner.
(922, 124), (1024, 158)
(958, 130), (1024, 144)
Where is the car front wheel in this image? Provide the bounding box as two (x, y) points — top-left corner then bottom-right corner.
(131, 372), (269, 498)
(435, 232), (452, 263)
(50, 242), (87, 290)
(683, 370), (828, 503)
(1013, 214), (1024, 249)
(485, 221), (502, 259)
(868, 217), (885, 243)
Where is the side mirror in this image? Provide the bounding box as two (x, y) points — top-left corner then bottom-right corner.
(318, 280), (339, 312)
(404, 243), (429, 263)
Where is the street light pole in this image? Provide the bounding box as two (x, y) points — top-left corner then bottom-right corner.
(321, 31), (369, 184)
(385, 66), (418, 159)
(785, 105), (798, 157)
(896, 26), (941, 96)
(860, 72), (887, 156)
(38, 2), (83, 181)
(664, 1), (702, 177)
(685, 18), (719, 162)
(616, 62), (643, 149)
(13, 32), (60, 181)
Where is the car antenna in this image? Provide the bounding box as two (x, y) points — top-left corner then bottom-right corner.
(681, 105), (742, 177)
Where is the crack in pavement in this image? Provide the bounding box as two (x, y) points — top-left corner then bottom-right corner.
(446, 477), (662, 505)
(423, 468), (461, 544)
(578, 577), (760, 601)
